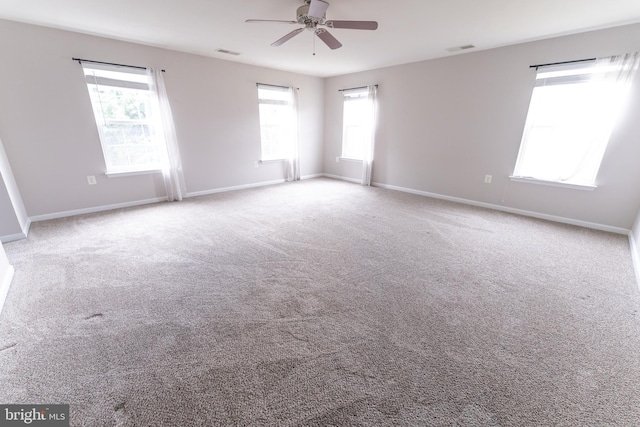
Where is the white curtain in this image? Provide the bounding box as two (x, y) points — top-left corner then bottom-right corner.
(579, 52), (640, 179)
(147, 68), (187, 201)
(286, 86), (301, 182)
(361, 85), (377, 186)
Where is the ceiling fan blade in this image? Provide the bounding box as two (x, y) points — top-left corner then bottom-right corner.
(246, 19), (298, 24)
(325, 20), (378, 30)
(315, 28), (342, 50)
(308, 0), (330, 19)
(272, 28), (305, 46)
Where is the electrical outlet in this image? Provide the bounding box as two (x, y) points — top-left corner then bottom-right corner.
(254, 161), (259, 168)
(336, 157), (340, 163)
(87, 175), (97, 185)
(484, 174), (492, 184)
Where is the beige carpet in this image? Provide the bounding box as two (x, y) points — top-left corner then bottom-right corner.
(1, 178), (639, 426)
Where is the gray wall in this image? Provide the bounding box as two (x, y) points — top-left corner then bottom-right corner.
(1, 19), (640, 233)
(0, 241), (8, 275)
(0, 239), (12, 311)
(632, 210), (640, 270)
(0, 19), (324, 218)
(324, 24), (640, 230)
(0, 136), (28, 240)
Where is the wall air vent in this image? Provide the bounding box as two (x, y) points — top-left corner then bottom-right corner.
(215, 49), (241, 56)
(446, 44), (476, 53)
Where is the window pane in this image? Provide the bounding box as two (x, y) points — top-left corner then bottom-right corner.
(257, 86), (295, 161)
(83, 66), (148, 85)
(342, 97), (372, 160)
(88, 86), (150, 121)
(513, 59), (634, 186)
(102, 123), (164, 170)
(85, 74), (166, 173)
(258, 87), (290, 103)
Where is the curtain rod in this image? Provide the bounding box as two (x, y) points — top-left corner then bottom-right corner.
(338, 84), (378, 92)
(256, 83), (299, 90)
(529, 57), (596, 70)
(72, 57), (165, 72)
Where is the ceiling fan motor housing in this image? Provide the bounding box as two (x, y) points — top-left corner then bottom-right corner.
(297, 4), (325, 27)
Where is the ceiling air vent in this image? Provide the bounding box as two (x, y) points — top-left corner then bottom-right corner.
(215, 49), (241, 56)
(446, 44), (475, 53)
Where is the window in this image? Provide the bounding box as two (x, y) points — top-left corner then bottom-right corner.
(257, 84), (296, 161)
(82, 64), (167, 174)
(512, 53), (639, 188)
(341, 88), (374, 160)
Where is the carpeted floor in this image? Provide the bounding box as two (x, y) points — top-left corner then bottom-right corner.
(1, 178), (639, 426)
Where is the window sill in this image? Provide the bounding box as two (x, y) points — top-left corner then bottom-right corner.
(106, 169), (162, 178)
(258, 159), (286, 164)
(337, 157), (363, 163)
(509, 176), (596, 191)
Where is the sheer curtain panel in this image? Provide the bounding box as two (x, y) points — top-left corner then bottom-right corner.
(286, 86), (301, 182)
(148, 68), (187, 201)
(362, 85), (377, 186)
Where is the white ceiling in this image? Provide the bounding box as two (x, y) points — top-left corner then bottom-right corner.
(1, 0), (640, 77)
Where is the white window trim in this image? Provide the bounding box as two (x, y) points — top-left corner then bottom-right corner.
(256, 84), (296, 162)
(337, 157), (363, 163)
(83, 63), (168, 175)
(340, 87), (374, 162)
(512, 53), (639, 188)
(105, 169), (162, 178)
(257, 159), (286, 164)
(509, 176), (596, 191)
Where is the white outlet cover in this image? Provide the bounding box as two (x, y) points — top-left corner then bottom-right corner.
(87, 176), (97, 185)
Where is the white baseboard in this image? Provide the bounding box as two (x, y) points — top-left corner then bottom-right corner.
(323, 173), (363, 185)
(10, 174), (633, 237)
(301, 173), (324, 180)
(3, 174), (639, 291)
(1, 232), (27, 243)
(0, 264), (15, 317)
(186, 179), (287, 198)
(0, 218), (31, 243)
(20, 177), (320, 231)
(29, 197), (168, 223)
(629, 232), (640, 292)
(369, 180), (637, 288)
(370, 181), (629, 235)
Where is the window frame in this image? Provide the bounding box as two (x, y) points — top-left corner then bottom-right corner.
(82, 64), (167, 175)
(511, 59), (632, 190)
(256, 84), (296, 162)
(340, 88), (372, 161)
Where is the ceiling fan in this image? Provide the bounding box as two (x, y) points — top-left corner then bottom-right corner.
(246, 0), (378, 50)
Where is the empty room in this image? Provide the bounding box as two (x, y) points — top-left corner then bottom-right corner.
(1, 0), (640, 425)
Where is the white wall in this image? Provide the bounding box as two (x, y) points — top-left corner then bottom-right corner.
(632, 209), (640, 282)
(0, 136), (29, 241)
(0, 240), (14, 315)
(2, 18), (640, 233)
(0, 19), (324, 220)
(0, 238), (11, 273)
(324, 24), (640, 230)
